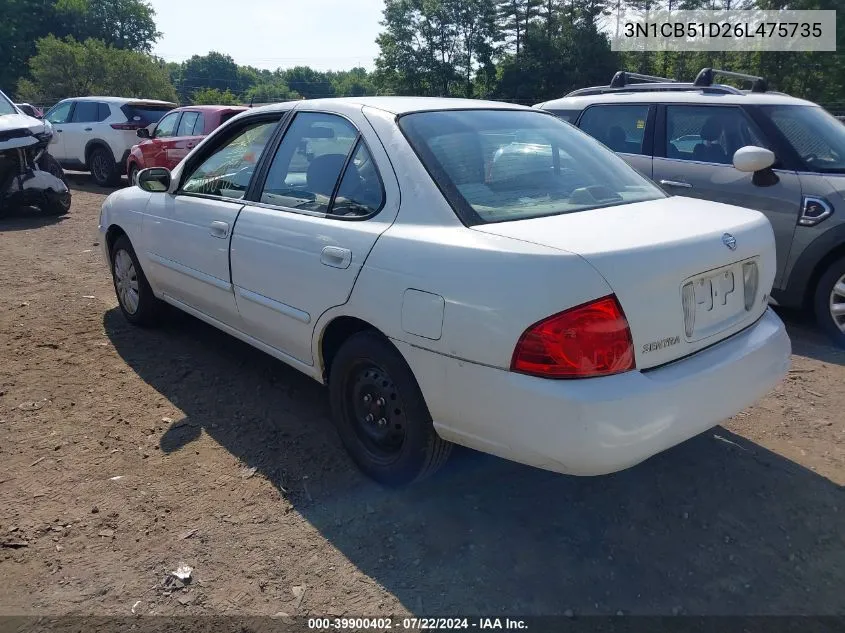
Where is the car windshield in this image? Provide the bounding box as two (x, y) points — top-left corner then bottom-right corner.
(399, 109), (665, 224)
(762, 105), (845, 173)
(0, 91), (18, 116)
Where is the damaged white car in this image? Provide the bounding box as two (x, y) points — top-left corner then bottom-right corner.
(0, 89), (70, 215)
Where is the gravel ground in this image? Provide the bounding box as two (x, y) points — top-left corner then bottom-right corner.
(1, 177), (843, 617)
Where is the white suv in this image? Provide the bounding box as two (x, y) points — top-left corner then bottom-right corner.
(43, 97), (176, 186)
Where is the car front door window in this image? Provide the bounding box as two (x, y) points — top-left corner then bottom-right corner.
(46, 102), (72, 124)
(154, 112), (180, 139)
(181, 119), (278, 199)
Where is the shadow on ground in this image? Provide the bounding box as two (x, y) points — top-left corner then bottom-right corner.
(103, 308), (845, 616)
(0, 206), (67, 231)
(773, 306), (845, 367)
(65, 172), (127, 195)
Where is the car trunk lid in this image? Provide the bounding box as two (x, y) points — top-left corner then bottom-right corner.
(472, 196), (776, 369)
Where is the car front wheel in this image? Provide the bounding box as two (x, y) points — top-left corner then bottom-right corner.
(814, 256), (845, 348)
(89, 147), (119, 187)
(110, 235), (162, 326)
(328, 331), (452, 486)
(127, 163), (140, 186)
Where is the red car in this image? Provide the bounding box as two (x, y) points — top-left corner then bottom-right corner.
(126, 105), (247, 183)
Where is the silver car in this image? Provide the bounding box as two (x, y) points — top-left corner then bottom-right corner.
(537, 68), (845, 347)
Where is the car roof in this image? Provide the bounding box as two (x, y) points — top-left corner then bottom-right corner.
(252, 96), (534, 116)
(536, 90), (818, 111)
(67, 96), (177, 106)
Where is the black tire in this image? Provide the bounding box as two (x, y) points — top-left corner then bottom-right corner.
(813, 256), (845, 348)
(37, 152), (66, 183)
(110, 235), (162, 326)
(40, 189), (71, 216)
(88, 146), (120, 187)
(328, 331), (452, 486)
(36, 153), (71, 215)
(127, 163), (140, 187)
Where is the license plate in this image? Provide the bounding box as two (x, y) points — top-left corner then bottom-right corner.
(683, 262), (748, 341)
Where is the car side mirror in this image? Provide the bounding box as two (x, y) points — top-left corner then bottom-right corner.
(137, 167), (171, 193)
(733, 146), (775, 173)
(137, 127), (150, 139)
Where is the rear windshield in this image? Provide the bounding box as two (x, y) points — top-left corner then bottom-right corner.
(121, 104), (174, 125)
(398, 109), (664, 225)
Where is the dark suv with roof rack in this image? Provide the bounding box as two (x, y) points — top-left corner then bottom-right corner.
(536, 67), (845, 347)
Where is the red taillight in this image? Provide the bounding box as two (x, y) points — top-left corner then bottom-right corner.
(511, 295), (635, 379)
(111, 122), (143, 130)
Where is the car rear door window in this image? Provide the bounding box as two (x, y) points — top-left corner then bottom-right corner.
(71, 101), (100, 123)
(578, 105), (650, 155)
(181, 118), (278, 199)
(97, 102), (111, 121)
(177, 112), (200, 136)
(665, 105), (766, 165)
(258, 112), (359, 214)
(192, 112), (206, 135)
(154, 112), (181, 139)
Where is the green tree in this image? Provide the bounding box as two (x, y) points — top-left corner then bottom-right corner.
(17, 35), (176, 103)
(328, 68), (377, 96)
(191, 87), (240, 105)
(177, 52), (244, 102)
(244, 81), (300, 103)
(282, 66), (336, 99)
(497, 0), (542, 56)
(55, 0), (160, 52)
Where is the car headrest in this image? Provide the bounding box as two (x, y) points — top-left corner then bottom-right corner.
(700, 116), (724, 142)
(306, 154), (347, 197)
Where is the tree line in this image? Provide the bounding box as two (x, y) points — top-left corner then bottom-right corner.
(6, 0), (845, 110)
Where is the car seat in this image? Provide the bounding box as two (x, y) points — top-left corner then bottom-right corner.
(693, 116), (728, 164)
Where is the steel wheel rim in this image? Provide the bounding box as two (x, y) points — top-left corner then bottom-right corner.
(345, 361), (407, 461)
(92, 154), (109, 183)
(113, 249), (139, 314)
(129, 166), (139, 185)
(830, 273), (845, 333)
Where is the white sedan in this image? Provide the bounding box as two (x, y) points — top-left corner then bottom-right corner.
(98, 97), (791, 486)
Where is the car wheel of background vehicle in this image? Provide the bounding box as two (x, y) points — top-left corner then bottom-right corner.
(814, 256), (845, 348)
(40, 189), (71, 216)
(127, 164), (140, 186)
(329, 330), (452, 486)
(110, 235), (162, 326)
(38, 152), (66, 183)
(89, 147), (120, 187)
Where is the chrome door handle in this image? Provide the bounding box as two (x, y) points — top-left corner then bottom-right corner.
(659, 179), (693, 189)
(209, 221), (229, 239)
(320, 246), (352, 269)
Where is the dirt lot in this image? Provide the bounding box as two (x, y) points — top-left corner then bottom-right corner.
(1, 177), (844, 617)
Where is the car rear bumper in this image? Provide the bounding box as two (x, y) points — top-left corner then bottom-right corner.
(396, 308), (791, 476)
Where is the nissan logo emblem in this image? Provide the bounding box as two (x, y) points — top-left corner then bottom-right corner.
(722, 233), (737, 251)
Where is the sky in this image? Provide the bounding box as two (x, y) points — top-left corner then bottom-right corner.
(147, 0), (384, 71)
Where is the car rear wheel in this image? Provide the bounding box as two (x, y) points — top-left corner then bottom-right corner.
(328, 331), (452, 486)
(89, 147), (119, 187)
(110, 235), (162, 326)
(814, 256), (845, 348)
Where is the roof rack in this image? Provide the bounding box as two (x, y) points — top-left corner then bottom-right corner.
(609, 71), (676, 88)
(565, 83), (743, 97)
(564, 67), (769, 98)
(693, 67), (768, 93)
